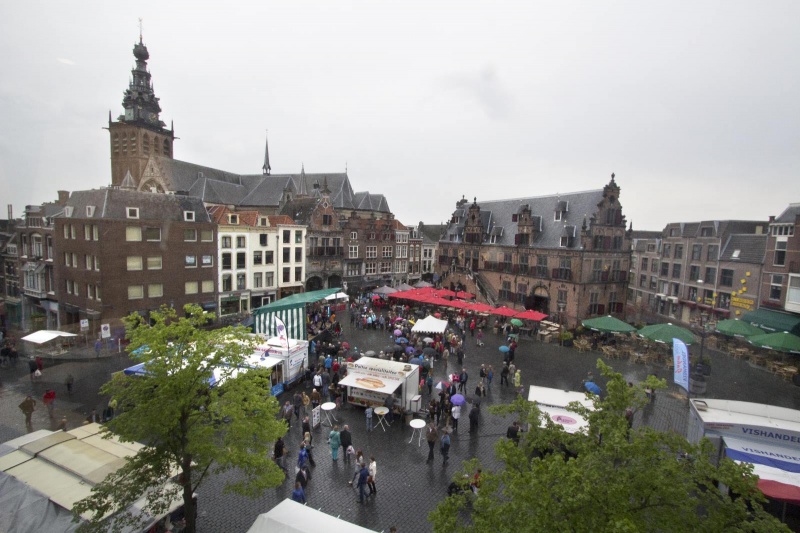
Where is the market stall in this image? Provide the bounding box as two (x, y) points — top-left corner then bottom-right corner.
(339, 357), (420, 411)
(411, 315), (448, 335)
(527, 385), (595, 434)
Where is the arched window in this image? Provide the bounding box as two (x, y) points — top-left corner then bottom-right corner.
(142, 134), (150, 155)
(163, 139), (171, 157)
(153, 135), (161, 155)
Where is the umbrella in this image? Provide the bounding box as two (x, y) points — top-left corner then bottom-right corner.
(748, 332), (800, 354)
(364, 350), (376, 357)
(396, 283), (414, 291)
(394, 317), (405, 323)
(396, 337), (409, 344)
(499, 345), (510, 353)
(423, 347), (437, 357)
(423, 337), (434, 343)
(435, 380), (450, 391)
(414, 280), (433, 288)
(637, 323), (695, 345)
(510, 318), (524, 327)
(434, 312), (442, 318)
(392, 345), (404, 353)
(342, 342), (350, 350)
(451, 394), (466, 406)
(409, 357), (423, 365)
(513, 309), (549, 321)
(582, 315), (637, 334)
(715, 319), (765, 338)
(491, 306), (519, 317)
(584, 381), (602, 395)
(371, 294), (382, 300)
(394, 329), (403, 336)
(373, 285), (398, 295)
(405, 346), (416, 354)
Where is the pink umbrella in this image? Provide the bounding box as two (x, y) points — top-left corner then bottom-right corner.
(394, 329), (403, 336)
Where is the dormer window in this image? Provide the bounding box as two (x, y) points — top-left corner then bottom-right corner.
(86, 206), (96, 217)
(126, 207), (139, 219)
(560, 236), (569, 247)
(65, 206), (74, 218)
(259, 217), (268, 226)
(228, 214), (239, 225)
(512, 214), (518, 222)
(732, 250), (741, 259)
(555, 200), (569, 221)
(184, 211), (195, 222)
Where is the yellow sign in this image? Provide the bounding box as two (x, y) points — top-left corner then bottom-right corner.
(731, 296), (755, 311)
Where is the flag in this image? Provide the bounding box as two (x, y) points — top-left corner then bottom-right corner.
(275, 316), (289, 351)
(673, 338), (689, 392)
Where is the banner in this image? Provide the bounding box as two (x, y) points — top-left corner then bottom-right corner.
(274, 316), (290, 350)
(673, 338), (689, 392)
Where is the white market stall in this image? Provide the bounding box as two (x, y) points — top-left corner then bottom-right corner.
(247, 499), (378, 533)
(21, 330), (78, 356)
(527, 386), (595, 434)
(411, 315), (448, 335)
(339, 357), (420, 411)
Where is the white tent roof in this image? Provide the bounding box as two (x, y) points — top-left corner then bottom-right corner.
(21, 330), (78, 344)
(324, 292), (348, 301)
(411, 315), (448, 334)
(247, 499), (378, 533)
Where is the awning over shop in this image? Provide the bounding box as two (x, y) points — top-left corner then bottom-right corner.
(339, 373), (403, 395)
(724, 436), (800, 504)
(742, 308), (800, 336)
(21, 330), (78, 344)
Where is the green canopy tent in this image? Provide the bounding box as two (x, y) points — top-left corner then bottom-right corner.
(748, 331), (800, 354)
(637, 323), (695, 346)
(741, 308), (800, 336)
(715, 319), (765, 338)
(252, 288), (343, 340)
(581, 315), (637, 334)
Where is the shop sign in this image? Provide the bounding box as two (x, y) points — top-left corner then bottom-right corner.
(731, 296), (755, 311)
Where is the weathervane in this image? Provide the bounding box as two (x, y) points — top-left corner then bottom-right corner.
(138, 18), (143, 42)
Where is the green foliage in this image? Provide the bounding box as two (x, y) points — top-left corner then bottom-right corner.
(429, 360), (789, 532)
(72, 305), (287, 533)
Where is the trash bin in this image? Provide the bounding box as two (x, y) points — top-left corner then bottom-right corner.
(689, 373), (707, 395)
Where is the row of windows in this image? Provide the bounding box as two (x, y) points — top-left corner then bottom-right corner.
(65, 280), (101, 300)
(64, 253), (100, 271)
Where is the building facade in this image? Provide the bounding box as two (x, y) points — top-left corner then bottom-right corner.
(761, 204), (800, 315)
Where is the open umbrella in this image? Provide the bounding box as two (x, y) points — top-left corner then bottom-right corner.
(422, 347), (437, 357)
(450, 394), (466, 406)
(371, 294), (382, 300)
(423, 337), (434, 344)
(748, 331), (800, 353)
(510, 318), (524, 327)
(394, 329), (403, 336)
(409, 357), (423, 365)
(373, 285), (398, 295)
(584, 381), (602, 395)
(637, 323), (695, 345)
(396, 337), (409, 344)
(434, 312), (442, 318)
(405, 346), (416, 354)
(394, 317), (405, 323)
(491, 306), (519, 317)
(392, 345), (404, 353)
(364, 350), (376, 357)
(414, 280), (433, 288)
(582, 315), (637, 334)
(499, 345), (510, 353)
(513, 309), (548, 321)
(715, 319), (765, 338)
(435, 380), (450, 391)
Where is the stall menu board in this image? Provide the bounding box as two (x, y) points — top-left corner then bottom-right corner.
(311, 405), (321, 428)
(350, 387), (397, 407)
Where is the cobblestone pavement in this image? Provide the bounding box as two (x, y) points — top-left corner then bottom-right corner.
(3, 325), (799, 533)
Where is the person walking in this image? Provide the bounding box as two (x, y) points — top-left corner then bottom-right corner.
(43, 389), (56, 419)
(458, 368), (468, 393)
(297, 443), (310, 471)
(440, 431), (451, 466)
(65, 374), (75, 395)
(479, 364), (487, 383)
(469, 405), (480, 433)
(426, 420), (438, 463)
(302, 416), (312, 447)
(500, 363), (510, 386)
(486, 365), (494, 391)
(356, 462), (370, 504)
(365, 405), (373, 432)
(508, 362), (516, 383)
(291, 481), (307, 504)
(514, 369), (522, 393)
(340, 425), (353, 463)
(350, 450), (365, 485)
(19, 395), (36, 432)
(274, 436), (288, 475)
(451, 404), (461, 432)
(475, 382), (486, 398)
(368, 456), (377, 496)
(293, 391), (303, 421)
(310, 388), (321, 410)
(282, 401), (293, 429)
(329, 425), (342, 461)
(303, 432), (316, 467)
(476, 328), (484, 347)
(94, 339), (102, 357)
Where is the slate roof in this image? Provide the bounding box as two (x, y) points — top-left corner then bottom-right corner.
(719, 234), (767, 264)
(62, 188), (210, 222)
(418, 224), (447, 245)
(280, 197), (320, 225)
(775, 204), (800, 224)
(442, 189), (605, 249)
(662, 220), (766, 239)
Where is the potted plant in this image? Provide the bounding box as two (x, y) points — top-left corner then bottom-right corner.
(559, 330), (574, 347)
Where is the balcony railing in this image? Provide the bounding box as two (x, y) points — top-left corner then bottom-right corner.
(308, 246), (343, 257)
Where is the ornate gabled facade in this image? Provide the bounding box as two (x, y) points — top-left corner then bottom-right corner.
(439, 175), (631, 327)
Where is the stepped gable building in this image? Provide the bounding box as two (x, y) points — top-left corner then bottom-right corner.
(439, 175), (631, 328)
(54, 188), (217, 334)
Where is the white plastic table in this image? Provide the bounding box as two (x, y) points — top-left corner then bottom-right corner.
(373, 406), (390, 432)
(409, 418), (426, 446)
(321, 402), (337, 427)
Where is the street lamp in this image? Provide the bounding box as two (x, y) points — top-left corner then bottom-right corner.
(694, 280), (713, 372)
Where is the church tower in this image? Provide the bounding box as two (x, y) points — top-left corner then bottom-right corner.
(108, 32), (175, 188)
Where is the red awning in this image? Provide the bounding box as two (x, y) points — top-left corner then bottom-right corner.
(513, 309), (548, 321)
(490, 306), (519, 317)
(455, 291), (475, 300)
(465, 302), (494, 313)
(758, 479), (800, 506)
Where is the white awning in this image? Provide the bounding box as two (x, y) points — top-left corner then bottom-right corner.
(411, 315), (448, 334)
(248, 498), (379, 533)
(21, 330), (78, 344)
(339, 372), (403, 395)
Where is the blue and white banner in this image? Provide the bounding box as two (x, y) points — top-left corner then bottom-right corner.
(673, 338), (689, 392)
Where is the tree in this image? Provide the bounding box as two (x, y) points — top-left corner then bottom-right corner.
(72, 305), (287, 533)
(429, 360), (790, 532)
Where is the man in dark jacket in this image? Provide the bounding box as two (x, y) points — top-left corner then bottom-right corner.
(469, 405), (480, 432)
(274, 436), (287, 474)
(458, 368), (468, 393)
(356, 463), (370, 503)
(340, 425), (353, 462)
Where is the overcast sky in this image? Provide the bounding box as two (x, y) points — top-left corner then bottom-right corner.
(1, 1), (798, 230)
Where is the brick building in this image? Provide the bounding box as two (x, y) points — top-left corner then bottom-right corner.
(756, 204), (800, 326)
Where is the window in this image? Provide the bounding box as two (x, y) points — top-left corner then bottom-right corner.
(264, 273), (274, 287)
(222, 274), (232, 292)
(253, 251), (263, 264)
(380, 262), (392, 274)
(640, 274), (647, 288)
(95, 285), (102, 301)
(201, 280), (214, 293)
(282, 248), (290, 263)
(283, 267), (290, 283)
(660, 262), (669, 276)
(66, 280), (74, 295)
(85, 255), (92, 269)
(365, 262), (376, 275)
(221, 236), (232, 248)
(348, 263), (361, 276)
(382, 246), (393, 258)
(295, 247), (302, 262)
(788, 276), (800, 307)
(663, 244), (671, 257)
(126, 207), (139, 219)
(185, 281), (199, 295)
(184, 229), (197, 241)
(640, 257), (648, 271)
(236, 273), (246, 290)
(700, 227), (713, 237)
(770, 275), (783, 300)
(126, 226), (142, 241)
(349, 246), (359, 259)
(201, 255), (213, 267)
(201, 230), (213, 242)
(559, 236), (569, 247)
(145, 227), (161, 241)
(350, 231), (358, 240)
(674, 245), (683, 259)
(366, 246), (377, 259)
(689, 265), (700, 282)
(147, 256), (162, 270)
(707, 245), (718, 261)
(236, 236), (246, 248)
(651, 260), (659, 273)
(260, 234), (268, 246)
(237, 252), (246, 269)
(94, 256), (100, 271)
(672, 263), (681, 278)
(704, 267), (716, 285)
(720, 269), (734, 287)
(185, 255), (197, 268)
(253, 273), (263, 288)
(264, 251), (274, 264)
(84, 225), (92, 240)
(87, 284), (94, 299)
(295, 266), (302, 281)
(773, 225), (795, 236)
(691, 244), (702, 260)
(775, 240), (787, 266)
(228, 214), (239, 225)
(222, 253), (232, 270)
(283, 230), (291, 244)
(148, 284), (163, 298)
(128, 285), (144, 299)
(127, 256), (143, 271)
(295, 230), (302, 244)
(322, 214), (332, 226)
(184, 211), (195, 222)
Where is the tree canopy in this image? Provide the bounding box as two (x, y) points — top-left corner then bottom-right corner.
(72, 305), (287, 533)
(429, 360), (790, 532)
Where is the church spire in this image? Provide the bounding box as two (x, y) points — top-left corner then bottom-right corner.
(120, 24), (167, 131)
(262, 131), (271, 175)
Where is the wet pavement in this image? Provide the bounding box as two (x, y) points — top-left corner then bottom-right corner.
(2, 324), (799, 532)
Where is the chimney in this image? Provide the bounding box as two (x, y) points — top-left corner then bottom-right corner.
(7, 204), (12, 220)
(57, 190), (70, 205)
